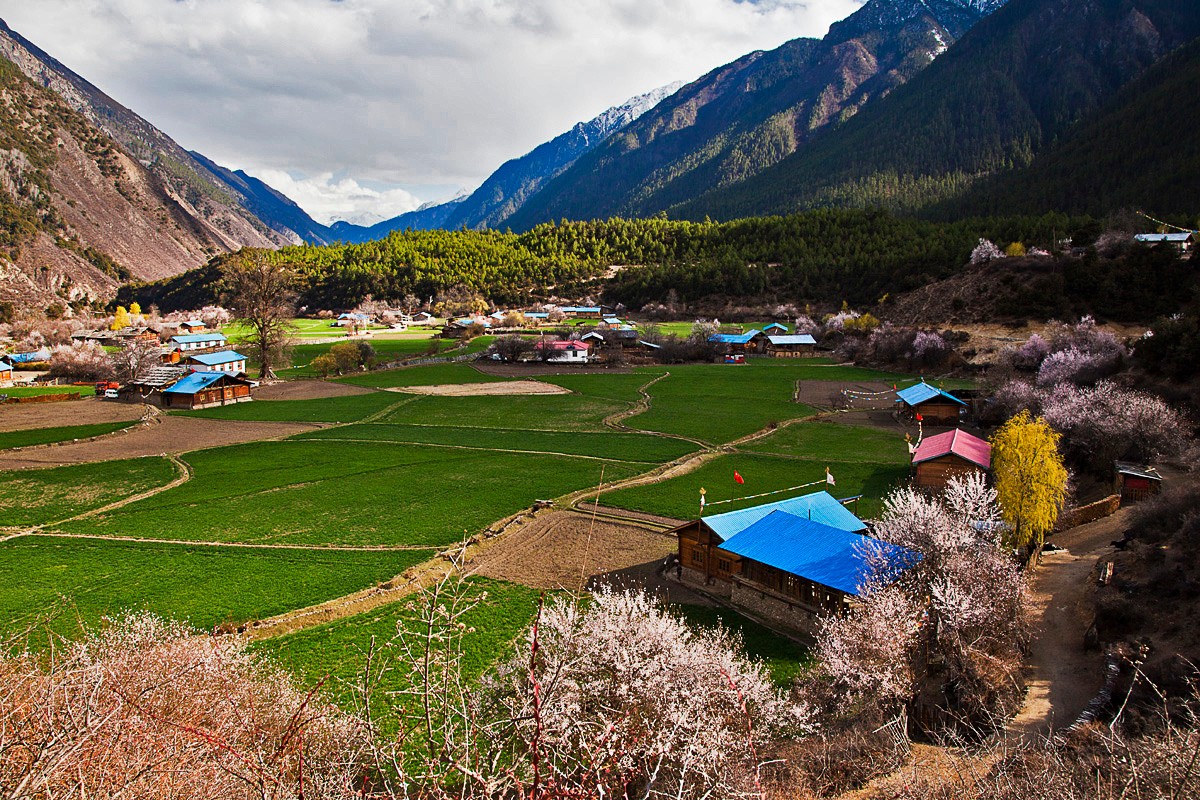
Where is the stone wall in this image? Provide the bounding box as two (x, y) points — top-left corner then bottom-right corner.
(730, 581), (820, 637)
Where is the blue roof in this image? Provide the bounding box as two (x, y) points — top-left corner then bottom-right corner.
(764, 323), (789, 331)
(0, 358), (13, 369)
(7, 350), (51, 364)
(718, 511), (920, 596)
(701, 490), (866, 541)
(163, 371), (226, 394)
(895, 381), (966, 407)
(172, 333), (227, 344)
(187, 350), (246, 366)
(525, 312), (550, 319)
(768, 334), (816, 346)
(709, 329), (763, 345)
(562, 306), (601, 313)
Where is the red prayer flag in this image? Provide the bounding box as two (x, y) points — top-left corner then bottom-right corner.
(734, 471), (745, 485)
(915, 412), (924, 422)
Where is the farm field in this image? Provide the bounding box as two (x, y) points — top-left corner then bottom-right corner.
(0, 348), (946, 733)
(0, 537), (432, 641)
(57, 440), (648, 547)
(0, 457), (178, 527)
(1, 384), (96, 397)
(600, 422), (911, 520)
(275, 335), (441, 379)
(256, 577), (544, 731)
(0, 420), (136, 450)
(178, 389), (402, 423)
(296, 423), (698, 463)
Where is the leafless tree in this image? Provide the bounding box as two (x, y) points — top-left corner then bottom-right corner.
(109, 338), (162, 383)
(221, 251), (297, 380)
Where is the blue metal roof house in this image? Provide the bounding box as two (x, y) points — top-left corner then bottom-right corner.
(708, 329), (765, 353)
(672, 491), (914, 631)
(895, 381), (966, 425)
(161, 370), (254, 410)
(185, 350), (248, 375)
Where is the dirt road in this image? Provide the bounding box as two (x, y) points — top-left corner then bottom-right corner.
(1007, 508), (1129, 740)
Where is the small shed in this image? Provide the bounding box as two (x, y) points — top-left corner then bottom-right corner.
(0, 358), (12, 383)
(178, 320), (206, 333)
(1114, 462), (1163, 504)
(912, 428), (991, 491)
(766, 334), (817, 358)
(896, 381), (966, 425)
(185, 350), (248, 375)
(162, 372), (254, 410)
(413, 312), (435, 323)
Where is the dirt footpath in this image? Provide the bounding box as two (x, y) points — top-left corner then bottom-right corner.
(0, 397), (145, 432)
(0, 416), (319, 469)
(254, 380), (377, 400)
(467, 509), (677, 592)
(1008, 508), (1129, 740)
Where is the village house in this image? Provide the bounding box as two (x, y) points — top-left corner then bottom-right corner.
(532, 339), (591, 363)
(709, 329), (766, 354)
(126, 365), (189, 403)
(334, 312), (372, 327)
(1114, 461), (1163, 504)
(1133, 232), (1194, 253)
(185, 350), (248, 375)
(765, 333), (817, 358)
(895, 381), (967, 425)
(412, 311), (435, 324)
(170, 332), (228, 353)
(524, 312), (550, 325)
(0, 358), (12, 384)
(178, 319), (206, 333)
(559, 305), (607, 319)
(763, 322), (789, 336)
(911, 428), (991, 491)
(161, 371), (254, 410)
(582, 328), (641, 349)
(673, 491), (916, 633)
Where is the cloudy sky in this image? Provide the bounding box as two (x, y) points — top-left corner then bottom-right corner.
(0, 0), (863, 224)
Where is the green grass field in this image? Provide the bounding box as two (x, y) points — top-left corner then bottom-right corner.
(277, 335), (441, 378)
(388, 392), (628, 432)
(256, 578), (544, 730)
(626, 363), (819, 444)
(1, 385), (96, 398)
(0, 537), (432, 641)
(59, 440), (646, 547)
(336, 361), (504, 389)
(600, 449), (908, 520)
(0, 457), (178, 527)
(295, 423), (698, 463)
(0, 421), (135, 450)
(178, 390), (401, 423)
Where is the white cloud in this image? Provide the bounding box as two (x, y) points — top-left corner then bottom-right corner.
(0, 0), (864, 221)
(253, 170), (426, 225)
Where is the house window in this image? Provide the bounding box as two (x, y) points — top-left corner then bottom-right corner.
(688, 546), (705, 567)
(716, 557), (732, 574)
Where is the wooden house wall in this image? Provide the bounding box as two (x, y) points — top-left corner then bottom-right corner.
(676, 522), (738, 581)
(914, 455), (984, 491)
(766, 344), (816, 358)
(911, 398), (961, 425)
(740, 560), (846, 613)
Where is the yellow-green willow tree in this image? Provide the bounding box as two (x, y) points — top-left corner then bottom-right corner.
(992, 410), (1069, 557)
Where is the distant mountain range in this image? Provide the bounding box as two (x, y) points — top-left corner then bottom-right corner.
(503, 0), (1011, 230)
(325, 82), (683, 244)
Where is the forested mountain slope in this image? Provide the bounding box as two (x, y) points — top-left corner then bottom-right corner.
(676, 0), (1200, 220)
(503, 0), (1008, 230)
(938, 35), (1200, 219)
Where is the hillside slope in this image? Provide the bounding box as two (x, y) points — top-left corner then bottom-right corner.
(504, 0), (1008, 230)
(0, 56), (271, 308)
(939, 35), (1200, 218)
(0, 18), (295, 250)
(678, 0), (1200, 220)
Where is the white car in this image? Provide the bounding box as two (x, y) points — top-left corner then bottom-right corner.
(103, 389), (120, 399)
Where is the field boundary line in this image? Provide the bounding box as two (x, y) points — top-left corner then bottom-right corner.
(56, 454), (193, 526)
(602, 372), (711, 448)
(273, 436), (671, 464)
(12, 532), (436, 552)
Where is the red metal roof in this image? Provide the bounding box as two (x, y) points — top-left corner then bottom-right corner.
(912, 428), (991, 469)
(534, 340), (590, 351)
